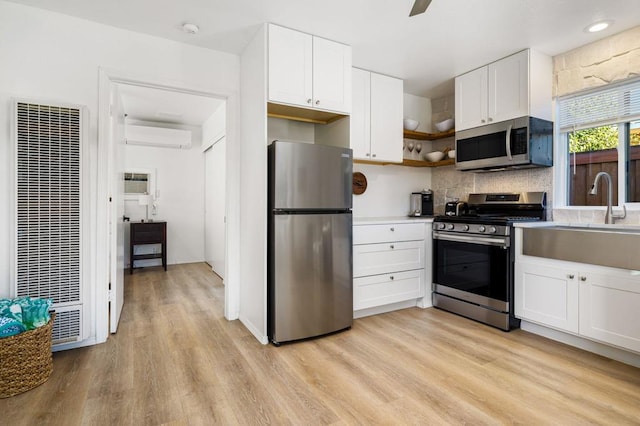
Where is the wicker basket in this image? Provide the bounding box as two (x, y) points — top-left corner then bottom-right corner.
(0, 313), (55, 398)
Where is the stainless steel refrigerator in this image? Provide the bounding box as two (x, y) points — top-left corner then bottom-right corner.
(268, 140), (353, 345)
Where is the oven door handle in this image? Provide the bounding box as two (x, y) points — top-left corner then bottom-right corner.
(433, 232), (510, 247)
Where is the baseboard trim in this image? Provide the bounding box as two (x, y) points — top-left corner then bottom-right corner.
(521, 320), (640, 368)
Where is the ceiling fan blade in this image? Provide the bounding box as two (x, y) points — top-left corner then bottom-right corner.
(409, 0), (432, 17)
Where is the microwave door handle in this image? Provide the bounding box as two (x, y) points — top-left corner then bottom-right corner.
(505, 124), (513, 161)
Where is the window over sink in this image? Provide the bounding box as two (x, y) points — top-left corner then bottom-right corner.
(557, 78), (640, 206)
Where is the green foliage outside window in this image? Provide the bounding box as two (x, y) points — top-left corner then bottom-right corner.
(569, 123), (640, 153)
(569, 126), (618, 153)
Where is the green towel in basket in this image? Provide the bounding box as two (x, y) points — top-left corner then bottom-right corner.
(0, 316), (27, 338)
(17, 297), (52, 329)
(0, 299), (22, 323)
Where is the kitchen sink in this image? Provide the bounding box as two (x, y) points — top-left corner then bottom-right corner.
(522, 224), (640, 270)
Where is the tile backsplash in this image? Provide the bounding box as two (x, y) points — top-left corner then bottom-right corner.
(552, 208), (640, 225)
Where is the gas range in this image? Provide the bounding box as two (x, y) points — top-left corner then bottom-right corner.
(435, 192), (546, 227)
(431, 192), (546, 331)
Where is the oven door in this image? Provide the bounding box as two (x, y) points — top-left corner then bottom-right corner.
(432, 231), (510, 311)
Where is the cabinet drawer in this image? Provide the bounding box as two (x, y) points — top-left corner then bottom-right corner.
(354, 269), (423, 310)
(354, 223), (425, 244)
(131, 223), (165, 244)
(354, 240), (424, 277)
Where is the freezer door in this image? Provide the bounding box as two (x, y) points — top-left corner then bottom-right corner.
(271, 141), (352, 210)
(271, 212), (353, 343)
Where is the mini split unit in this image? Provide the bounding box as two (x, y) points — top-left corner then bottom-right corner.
(124, 124), (192, 149)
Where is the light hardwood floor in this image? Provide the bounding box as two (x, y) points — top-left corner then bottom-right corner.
(3, 262), (640, 425)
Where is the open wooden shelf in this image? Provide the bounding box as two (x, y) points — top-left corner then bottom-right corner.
(353, 158), (455, 168)
(401, 158), (455, 167)
(403, 128), (455, 140)
(267, 102), (347, 125)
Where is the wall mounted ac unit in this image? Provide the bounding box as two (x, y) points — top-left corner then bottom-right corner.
(125, 124), (192, 149)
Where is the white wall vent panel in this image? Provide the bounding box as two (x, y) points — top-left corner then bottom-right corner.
(125, 124), (192, 148)
(50, 305), (83, 345)
(14, 101), (84, 346)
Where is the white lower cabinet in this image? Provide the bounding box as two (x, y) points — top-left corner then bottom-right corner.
(515, 262), (579, 333)
(355, 269), (423, 310)
(515, 256), (640, 353)
(579, 269), (640, 353)
(354, 240), (424, 277)
(353, 221), (431, 316)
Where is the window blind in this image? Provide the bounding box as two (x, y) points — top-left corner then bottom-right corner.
(558, 77), (640, 132)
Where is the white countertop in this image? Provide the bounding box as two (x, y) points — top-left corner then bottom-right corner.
(353, 216), (434, 225)
(514, 221), (640, 231)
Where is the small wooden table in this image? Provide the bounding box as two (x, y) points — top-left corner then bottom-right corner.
(130, 221), (167, 274)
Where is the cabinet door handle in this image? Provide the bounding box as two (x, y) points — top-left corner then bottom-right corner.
(390, 227), (395, 232)
(306, 98), (312, 104)
(372, 153), (377, 158)
(389, 276), (394, 281)
(580, 276), (587, 282)
(315, 100), (320, 105)
(365, 153), (370, 157)
(390, 245), (395, 249)
(567, 274), (575, 279)
(481, 119), (486, 123)
(488, 117), (493, 122)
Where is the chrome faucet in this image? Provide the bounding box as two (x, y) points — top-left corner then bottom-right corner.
(589, 171), (626, 224)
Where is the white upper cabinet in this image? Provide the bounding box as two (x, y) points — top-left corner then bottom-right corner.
(351, 68), (403, 163)
(351, 68), (371, 159)
(370, 72), (403, 162)
(312, 36), (352, 113)
(268, 24), (351, 114)
(268, 25), (313, 108)
(455, 66), (488, 131)
(455, 49), (551, 131)
(488, 50), (529, 124)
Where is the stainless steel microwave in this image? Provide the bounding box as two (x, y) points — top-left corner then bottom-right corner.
(455, 116), (553, 172)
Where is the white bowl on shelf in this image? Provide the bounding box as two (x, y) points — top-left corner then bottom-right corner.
(403, 118), (419, 131)
(448, 149), (456, 159)
(424, 151), (445, 162)
(434, 118), (454, 132)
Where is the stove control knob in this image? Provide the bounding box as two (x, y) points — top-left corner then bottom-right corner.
(488, 226), (497, 234)
(447, 224), (455, 230)
(437, 223), (446, 230)
(478, 225), (486, 233)
(462, 225), (469, 231)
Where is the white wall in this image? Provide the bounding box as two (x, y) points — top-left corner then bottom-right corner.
(239, 25), (268, 343)
(203, 103), (226, 150)
(403, 93), (433, 133)
(0, 1), (239, 345)
(124, 122), (205, 267)
(353, 164), (432, 218)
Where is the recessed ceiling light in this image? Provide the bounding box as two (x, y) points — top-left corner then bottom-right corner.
(585, 20), (613, 33)
(182, 23), (199, 35)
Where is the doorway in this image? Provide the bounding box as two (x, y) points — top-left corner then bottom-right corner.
(97, 69), (240, 342)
